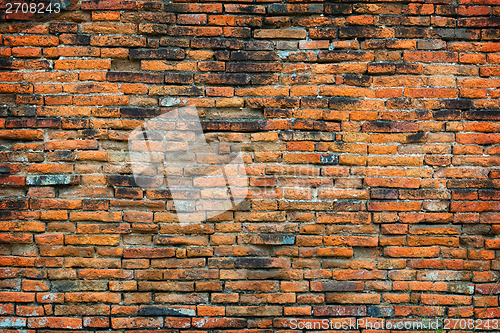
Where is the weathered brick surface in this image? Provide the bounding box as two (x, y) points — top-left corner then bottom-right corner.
(0, 0), (500, 331)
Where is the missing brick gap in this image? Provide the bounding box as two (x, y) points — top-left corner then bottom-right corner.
(111, 59), (141, 72)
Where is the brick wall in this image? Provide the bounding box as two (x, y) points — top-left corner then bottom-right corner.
(1, 0), (500, 331)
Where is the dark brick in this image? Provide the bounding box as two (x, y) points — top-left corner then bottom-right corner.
(230, 121), (262, 132)
(433, 28), (480, 40)
(264, 108), (292, 118)
(165, 73), (193, 84)
(324, 3), (352, 15)
(464, 110), (500, 121)
(195, 74), (250, 85)
(106, 175), (137, 187)
(115, 188), (143, 199)
(386, 98), (414, 110)
(59, 34), (91, 45)
(129, 48), (185, 60)
(82, 199), (109, 210)
(406, 132), (427, 143)
(482, 28), (500, 40)
(230, 51), (279, 61)
(160, 37), (191, 48)
(0, 59), (23, 70)
(235, 258), (281, 268)
(309, 28), (337, 39)
(441, 99), (473, 110)
(240, 234), (295, 245)
(343, 74), (371, 87)
(107, 72), (164, 83)
(226, 62), (282, 73)
(395, 27), (431, 39)
(0, 199), (28, 210)
(49, 23), (78, 34)
(191, 38), (244, 49)
(434, 110), (462, 121)
(371, 189), (399, 199)
(251, 74), (278, 85)
(120, 107), (163, 118)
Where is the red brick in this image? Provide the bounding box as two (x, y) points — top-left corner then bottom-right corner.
(0, 1), (498, 324)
